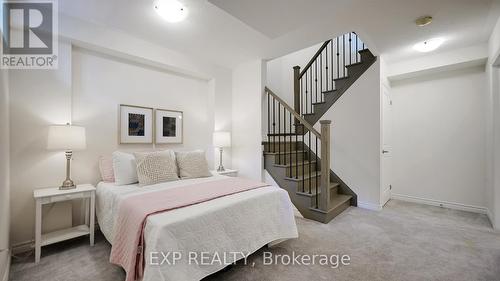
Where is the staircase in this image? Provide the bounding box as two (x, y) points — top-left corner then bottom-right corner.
(263, 32), (376, 223)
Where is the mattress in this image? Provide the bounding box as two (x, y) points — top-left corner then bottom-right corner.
(96, 174), (298, 281)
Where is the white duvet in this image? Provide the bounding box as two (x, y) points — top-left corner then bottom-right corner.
(96, 174), (298, 281)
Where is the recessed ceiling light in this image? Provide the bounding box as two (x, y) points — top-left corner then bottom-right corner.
(413, 38), (444, 52)
(154, 0), (188, 23)
(415, 16), (433, 27)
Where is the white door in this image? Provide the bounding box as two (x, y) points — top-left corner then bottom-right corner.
(381, 85), (392, 206)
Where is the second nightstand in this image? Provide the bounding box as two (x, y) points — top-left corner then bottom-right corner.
(33, 184), (96, 264)
(214, 169), (239, 177)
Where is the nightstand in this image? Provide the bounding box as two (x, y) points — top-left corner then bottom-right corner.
(214, 169), (239, 177)
(33, 184), (96, 264)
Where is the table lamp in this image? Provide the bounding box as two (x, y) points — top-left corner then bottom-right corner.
(213, 131), (231, 172)
(47, 123), (86, 190)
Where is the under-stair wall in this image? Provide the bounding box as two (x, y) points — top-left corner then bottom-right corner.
(266, 35), (383, 210)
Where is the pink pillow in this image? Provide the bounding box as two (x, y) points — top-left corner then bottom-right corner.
(99, 156), (115, 182)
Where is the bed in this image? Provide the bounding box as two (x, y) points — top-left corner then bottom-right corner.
(96, 173), (298, 281)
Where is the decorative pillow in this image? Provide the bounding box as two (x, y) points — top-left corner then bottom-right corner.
(99, 155), (115, 182)
(112, 151), (138, 185)
(175, 150), (212, 179)
(134, 150), (179, 186)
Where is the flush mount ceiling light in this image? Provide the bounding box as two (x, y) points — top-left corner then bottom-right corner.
(154, 0), (188, 23)
(413, 38), (444, 52)
(415, 16), (433, 27)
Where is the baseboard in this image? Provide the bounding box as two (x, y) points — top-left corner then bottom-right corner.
(357, 201), (383, 211)
(486, 208), (497, 230)
(391, 193), (488, 214)
(12, 240), (34, 255)
(0, 250), (10, 281)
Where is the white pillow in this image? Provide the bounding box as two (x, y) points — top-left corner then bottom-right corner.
(175, 150), (212, 179)
(112, 151), (138, 185)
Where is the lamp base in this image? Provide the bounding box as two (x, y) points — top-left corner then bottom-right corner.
(59, 179), (76, 190)
(217, 166), (226, 172)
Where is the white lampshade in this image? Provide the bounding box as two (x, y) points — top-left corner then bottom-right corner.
(213, 131), (231, 148)
(47, 124), (87, 151)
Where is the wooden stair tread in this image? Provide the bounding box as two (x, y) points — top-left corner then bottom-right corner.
(274, 160), (317, 168)
(345, 61), (364, 67)
(296, 183), (340, 197)
(264, 150), (307, 155)
(267, 133), (301, 136)
(284, 171), (321, 181)
(334, 76), (350, 81)
(309, 194), (352, 214)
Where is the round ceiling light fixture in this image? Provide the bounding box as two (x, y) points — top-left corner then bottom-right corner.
(415, 16), (433, 27)
(154, 0), (188, 23)
(413, 38), (445, 52)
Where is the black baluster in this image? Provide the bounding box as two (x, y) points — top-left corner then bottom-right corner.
(336, 37), (340, 80)
(296, 124), (299, 181)
(315, 136), (318, 208)
(349, 33), (352, 65)
(310, 68), (313, 114)
(343, 34), (346, 77)
(331, 39), (334, 87)
(355, 33), (358, 63)
(302, 132), (305, 192)
(315, 60), (318, 104)
(272, 97), (276, 152)
(278, 103), (281, 163)
(289, 112), (292, 176)
(325, 42), (329, 91)
(320, 53), (323, 100)
(305, 72), (308, 114)
(283, 106), (286, 166)
(309, 132), (312, 194)
(267, 92), (270, 150)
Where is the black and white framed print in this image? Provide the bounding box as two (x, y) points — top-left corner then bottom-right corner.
(155, 109), (183, 144)
(120, 104), (153, 143)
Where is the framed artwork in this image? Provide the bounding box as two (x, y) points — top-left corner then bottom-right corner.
(155, 109), (183, 144)
(120, 104), (153, 143)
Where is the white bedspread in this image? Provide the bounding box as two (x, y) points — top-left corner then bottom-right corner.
(96, 174), (298, 281)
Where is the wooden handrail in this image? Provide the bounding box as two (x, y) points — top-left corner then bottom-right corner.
(265, 87), (321, 138)
(298, 40), (330, 79)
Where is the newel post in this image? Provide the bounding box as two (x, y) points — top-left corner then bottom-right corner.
(319, 120), (331, 211)
(293, 66), (301, 116)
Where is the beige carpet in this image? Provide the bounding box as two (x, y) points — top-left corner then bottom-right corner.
(10, 200), (500, 281)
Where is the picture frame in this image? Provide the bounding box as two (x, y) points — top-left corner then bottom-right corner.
(155, 109), (183, 144)
(119, 104), (153, 144)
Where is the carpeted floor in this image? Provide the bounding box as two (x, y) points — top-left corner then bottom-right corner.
(10, 200), (500, 281)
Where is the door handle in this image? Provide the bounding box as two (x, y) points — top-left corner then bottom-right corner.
(382, 150), (389, 154)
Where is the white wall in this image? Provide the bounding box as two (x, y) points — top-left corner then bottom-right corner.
(266, 43), (322, 106)
(0, 66), (10, 281)
(232, 60), (265, 180)
(390, 66), (487, 210)
(71, 47), (212, 184)
(486, 15), (500, 229)
(313, 60), (382, 208)
(9, 16), (233, 246)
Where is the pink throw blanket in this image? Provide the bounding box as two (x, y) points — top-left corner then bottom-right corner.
(109, 177), (270, 281)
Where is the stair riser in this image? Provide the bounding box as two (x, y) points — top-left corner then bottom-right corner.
(291, 176), (319, 191)
(360, 51), (375, 62)
(263, 142), (302, 153)
(285, 163), (318, 178)
(346, 64), (365, 77)
(274, 153), (307, 164)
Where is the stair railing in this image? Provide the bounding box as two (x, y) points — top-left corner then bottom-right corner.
(293, 32), (366, 117)
(265, 87), (332, 211)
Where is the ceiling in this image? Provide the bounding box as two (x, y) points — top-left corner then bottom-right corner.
(59, 0), (500, 68)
